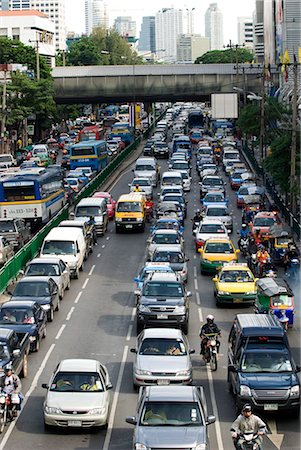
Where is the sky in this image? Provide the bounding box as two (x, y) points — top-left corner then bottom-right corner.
(65, 0), (256, 45)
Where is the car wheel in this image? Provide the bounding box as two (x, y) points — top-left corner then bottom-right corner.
(48, 308), (54, 322)
(20, 354), (28, 378)
(44, 422), (54, 432)
(133, 383), (138, 392)
(216, 299), (221, 307)
(136, 321), (143, 335)
(74, 268), (79, 279)
(182, 322), (189, 335)
(66, 279), (71, 290)
(80, 260), (84, 271)
(35, 338), (40, 352)
(43, 326), (47, 339)
(56, 298), (60, 311)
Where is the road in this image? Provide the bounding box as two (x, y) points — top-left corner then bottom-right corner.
(0, 144), (299, 450)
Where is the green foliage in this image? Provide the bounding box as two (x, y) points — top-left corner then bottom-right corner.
(0, 37), (51, 79)
(195, 47), (254, 64)
(56, 104), (83, 121)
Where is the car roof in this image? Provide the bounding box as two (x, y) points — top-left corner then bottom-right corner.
(28, 257), (62, 265)
(206, 204), (227, 209)
(142, 328), (184, 339)
(77, 197), (106, 206)
(1, 300), (37, 308)
(201, 218), (224, 224)
(235, 314), (282, 333)
(58, 359), (98, 372)
(145, 385), (198, 402)
(153, 229), (178, 235)
(254, 211), (275, 218)
(146, 272), (179, 282)
(220, 264), (251, 271)
(154, 244), (182, 252)
(205, 238), (232, 244)
(18, 276), (52, 283)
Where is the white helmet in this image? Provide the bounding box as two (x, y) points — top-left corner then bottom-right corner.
(206, 314), (214, 322)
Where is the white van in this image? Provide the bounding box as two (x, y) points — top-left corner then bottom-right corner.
(133, 157), (159, 187)
(161, 171), (183, 188)
(0, 154), (16, 168)
(40, 227), (86, 279)
(73, 197), (108, 236)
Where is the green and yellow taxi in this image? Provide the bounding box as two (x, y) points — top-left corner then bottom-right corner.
(198, 238), (239, 274)
(212, 263), (258, 307)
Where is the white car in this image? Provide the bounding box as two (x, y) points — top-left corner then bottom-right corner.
(42, 359), (113, 430)
(200, 164), (218, 179)
(194, 218), (229, 252)
(159, 185), (184, 202)
(147, 229), (184, 260)
(134, 157), (159, 187)
(129, 178), (153, 198)
(203, 204), (233, 232)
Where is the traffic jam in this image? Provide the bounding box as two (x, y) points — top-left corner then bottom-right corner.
(0, 103), (299, 450)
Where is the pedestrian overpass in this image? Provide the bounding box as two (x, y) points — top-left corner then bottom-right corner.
(52, 64), (279, 104)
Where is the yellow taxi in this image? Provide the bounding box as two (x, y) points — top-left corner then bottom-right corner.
(212, 263), (258, 307)
(198, 238), (239, 274)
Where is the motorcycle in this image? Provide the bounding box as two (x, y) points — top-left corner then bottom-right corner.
(145, 204), (154, 223)
(248, 253), (257, 274)
(202, 333), (219, 371)
(285, 258), (300, 281)
(234, 431), (262, 450)
(0, 392), (19, 433)
(239, 236), (249, 258)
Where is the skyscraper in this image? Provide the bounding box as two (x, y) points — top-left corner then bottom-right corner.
(205, 3), (223, 50)
(138, 16), (156, 53)
(155, 8), (184, 62)
(0, 0), (66, 50)
(237, 16), (254, 50)
(114, 16), (136, 38)
(85, 0), (108, 35)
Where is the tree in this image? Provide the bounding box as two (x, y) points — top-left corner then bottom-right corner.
(195, 47), (254, 64)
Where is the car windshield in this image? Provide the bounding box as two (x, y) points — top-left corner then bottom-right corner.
(205, 194), (224, 202)
(271, 294), (293, 307)
(50, 371), (104, 392)
(207, 208), (228, 217)
(133, 180), (150, 186)
(277, 236), (291, 245)
(143, 282), (184, 297)
(200, 224), (226, 233)
(140, 401), (202, 426)
(26, 263), (60, 277)
(173, 162), (188, 169)
(162, 177), (182, 185)
(42, 240), (76, 256)
(152, 234), (180, 244)
(203, 178), (223, 186)
(205, 242), (234, 253)
(0, 221), (15, 232)
(117, 202), (142, 212)
(153, 251), (184, 264)
(164, 196), (184, 203)
(14, 281), (49, 297)
(156, 222), (179, 231)
(219, 270), (253, 282)
(139, 338), (187, 356)
(76, 206), (101, 217)
(238, 188), (248, 195)
(253, 217), (275, 227)
(0, 307), (35, 325)
(135, 165), (155, 171)
(241, 351), (293, 373)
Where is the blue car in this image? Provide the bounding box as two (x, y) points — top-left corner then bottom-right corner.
(150, 218), (184, 235)
(201, 192), (229, 208)
(68, 170), (89, 186)
(133, 263), (174, 303)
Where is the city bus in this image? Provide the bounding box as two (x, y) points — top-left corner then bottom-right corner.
(79, 125), (105, 142)
(69, 140), (108, 172)
(110, 122), (134, 146)
(118, 104), (130, 123)
(0, 168), (66, 226)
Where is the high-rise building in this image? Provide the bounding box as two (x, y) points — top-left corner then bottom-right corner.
(0, 0), (9, 9)
(138, 16), (156, 53)
(177, 34), (210, 63)
(253, 0), (264, 62)
(0, 0), (66, 50)
(205, 2), (223, 50)
(85, 0), (108, 35)
(114, 16), (136, 38)
(155, 8), (184, 62)
(183, 8), (196, 35)
(237, 16), (254, 50)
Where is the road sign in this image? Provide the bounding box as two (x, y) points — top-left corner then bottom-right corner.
(27, 125), (35, 136)
(11, 130), (17, 141)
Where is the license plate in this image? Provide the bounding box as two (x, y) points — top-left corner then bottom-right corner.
(233, 298), (243, 303)
(68, 420), (82, 427)
(157, 379), (170, 385)
(264, 404), (278, 411)
(125, 224), (133, 229)
(157, 314), (168, 319)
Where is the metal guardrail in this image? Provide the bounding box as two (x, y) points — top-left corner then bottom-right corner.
(0, 113), (163, 294)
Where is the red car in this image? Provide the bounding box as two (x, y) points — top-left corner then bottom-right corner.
(92, 191), (116, 219)
(249, 211), (280, 238)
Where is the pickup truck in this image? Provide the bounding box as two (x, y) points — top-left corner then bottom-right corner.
(0, 219), (31, 250)
(0, 328), (30, 378)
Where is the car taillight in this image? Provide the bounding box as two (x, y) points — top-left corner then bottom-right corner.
(196, 239), (204, 248)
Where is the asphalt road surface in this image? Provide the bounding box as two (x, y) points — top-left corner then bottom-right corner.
(0, 147), (299, 450)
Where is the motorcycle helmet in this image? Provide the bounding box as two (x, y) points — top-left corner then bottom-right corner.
(242, 223), (247, 229)
(4, 363), (13, 373)
(206, 314), (214, 324)
(242, 404), (252, 413)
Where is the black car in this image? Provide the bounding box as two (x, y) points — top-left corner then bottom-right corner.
(0, 301), (47, 352)
(143, 142), (154, 156)
(9, 276), (60, 322)
(61, 155), (70, 170)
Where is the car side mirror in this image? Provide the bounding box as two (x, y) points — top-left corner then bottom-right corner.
(227, 229), (232, 234)
(187, 291), (192, 297)
(41, 383), (49, 389)
(130, 348), (137, 353)
(212, 277), (218, 282)
(206, 415), (216, 425)
(236, 249), (240, 253)
(128, 183), (131, 187)
(185, 257), (190, 262)
(134, 290), (141, 297)
(12, 349), (21, 358)
(19, 270), (24, 276)
(199, 249), (204, 254)
(125, 416), (137, 425)
(70, 212), (75, 218)
(192, 229), (197, 236)
(189, 349), (195, 354)
(133, 277), (140, 283)
(228, 364), (238, 373)
(106, 383), (113, 390)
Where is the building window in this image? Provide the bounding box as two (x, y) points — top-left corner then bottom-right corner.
(0, 28), (8, 37)
(12, 27), (20, 40)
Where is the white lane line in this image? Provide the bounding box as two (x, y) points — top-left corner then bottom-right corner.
(102, 244), (106, 249)
(66, 307), (75, 321)
(106, 236), (110, 240)
(196, 291), (201, 305)
(193, 266), (197, 278)
(55, 324), (66, 340)
(0, 343), (56, 450)
(206, 365), (225, 450)
(103, 345), (129, 450)
(193, 255), (196, 260)
(198, 307), (203, 322)
(194, 278), (199, 290)
(74, 291), (82, 304)
(88, 265), (95, 276)
(97, 253), (101, 258)
(126, 324), (133, 341)
(82, 278), (89, 289)
(131, 307), (137, 321)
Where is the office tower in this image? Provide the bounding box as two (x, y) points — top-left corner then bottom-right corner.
(177, 34), (210, 63)
(237, 16), (254, 50)
(138, 16), (156, 53)
(85, 0), (108, 35)
(205, 2), (223, 50)
(155, 8), (184, 62)
(114, 16), (136, 38)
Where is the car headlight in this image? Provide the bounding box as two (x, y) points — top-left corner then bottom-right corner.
(240, 385), (251, 396)
(246, 290), (257, 295)
(139, 305), (150, 313)
(135, 369), (152, 376)
(115, 217), (122, 222)
(41, 304), (51, 311)
(174, 305), (186, 314)
(29, 336), (36, 342)
(136, 218), (143, 222)
(202, 259), (211, 264)
(44, 406), (62, 414)
(176, 369), (191, 377)
(290, 385), (300, 397)
(135, 444), (147, 450)
(196, 444), (207, 450)
(218, 291), (230, 295)
(88, 407), (106, 415)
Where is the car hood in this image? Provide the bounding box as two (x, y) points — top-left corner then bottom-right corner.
(239, 372), (298, 389)
(0, 323), (36, 335)
(216, 282), (255, 292)
(140, 297), (184, 306)
(46, 391), (106, 411)
(11, 295), (51, 304)
(170, 262), (185, 271)
(137, 425), (206, 447)
(202, 253), (237, 262)
(136, 355), (190, 372)
(135, 171), (155, 178)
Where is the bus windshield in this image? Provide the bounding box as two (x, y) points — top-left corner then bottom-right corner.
(71, 147), (95, 157)
(3, 182), (35, 201)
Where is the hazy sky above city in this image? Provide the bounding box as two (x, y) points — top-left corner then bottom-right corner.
(65, 0), (255, 44)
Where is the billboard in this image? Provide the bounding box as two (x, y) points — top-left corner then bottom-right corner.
(275, 0), (284, 63)
(211, 93), (238, 119)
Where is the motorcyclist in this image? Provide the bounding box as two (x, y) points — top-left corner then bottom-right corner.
(248, 237), (258, 256)
(133, 184), (141, 192)
(199, 315), (221, 356)
(87, 216), (97, 245)
(256, 245), (270, 276)
(192, 209), (202, 231)
(239, 223), (249, 238)
(284, 244), (299, 273)
(0, 364), (22, 417)
(262, 257), (277, 277)
(230, 404), (266, 450)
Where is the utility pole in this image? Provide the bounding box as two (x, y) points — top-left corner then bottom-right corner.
(290, 57), (298, 214)
(259, 66), (265, 163)
(0, 65), (9, 154)
(29, 38), (40, 80)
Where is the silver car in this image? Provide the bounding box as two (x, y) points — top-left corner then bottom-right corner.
(42, 358), (113, 429)
(126, 385), (215, 450)
(203, 204), (233, 233)
(24, 257), (71, 299)
(151, 244), (189, 282)
(131, 328), (194, 387)
(147, 229), (184, 260)
(129, 178), (153, 198)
